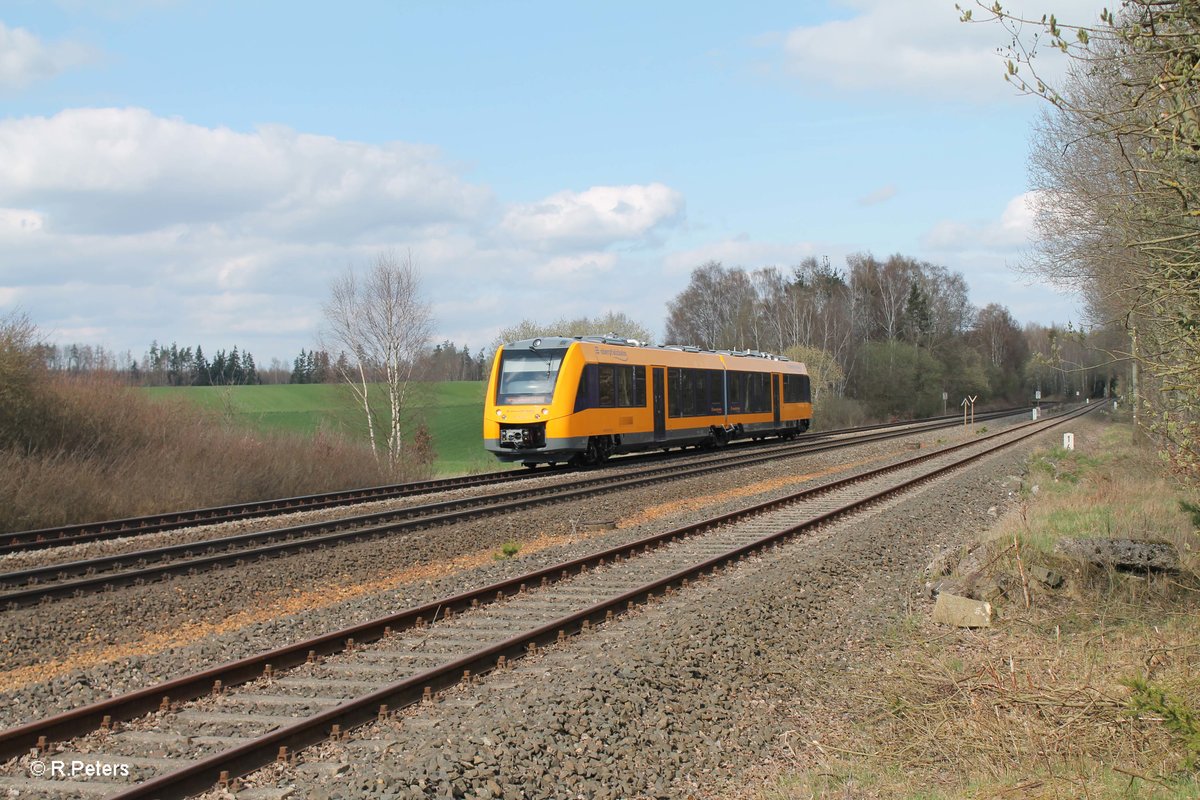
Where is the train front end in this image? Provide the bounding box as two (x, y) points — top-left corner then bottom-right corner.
(483, 338), (584, 465)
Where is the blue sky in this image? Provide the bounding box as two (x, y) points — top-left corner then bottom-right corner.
(1, 0), (1107, 366)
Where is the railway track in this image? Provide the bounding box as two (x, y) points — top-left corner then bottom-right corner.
(0, 402), (1097, 799)
(0, 407), (1032, 557)
(0, 472), (538, 557)
(0, 407), (1037, 609)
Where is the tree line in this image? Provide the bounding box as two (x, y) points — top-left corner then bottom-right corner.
(680, 254), (1114, 419)
(34, 338), (488, 387)
(34, 251), (1109, 425)
(968, 0), (1200, 485)
(489, 257), (1112, 423)
(290, 342), (486, 385)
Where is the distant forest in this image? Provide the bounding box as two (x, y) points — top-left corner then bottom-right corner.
(34, 338), (488, 386)
(32, 249), (1119, 422)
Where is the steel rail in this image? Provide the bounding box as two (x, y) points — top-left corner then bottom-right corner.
(0, 407), (1040, 608)
(0, 406), (1032, 556)
(0, 402), (1097, 790)
(0, 471), (533, 555)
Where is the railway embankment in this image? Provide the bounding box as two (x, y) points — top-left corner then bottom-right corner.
(186, 416), (1095, 799)
(745, 413), (1200, 799)
(8, 409), (1188, 799)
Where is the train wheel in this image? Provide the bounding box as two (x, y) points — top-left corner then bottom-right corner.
(573, 436), (613, 466)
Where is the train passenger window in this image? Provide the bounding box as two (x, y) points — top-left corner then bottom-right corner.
(665, 367), (720, 417)
(587, 364), (647, 409)
(598, 365), (616, 407)
(783, 374), (811, 404)
(726, 372), (743, 413)
(632, 366), (647, 407)
(756, 373), (771, 412)
(708, 369), (723, 414)
(727, 371), (772, 414)
(667, 367), (684, 417)
(615, 367), (633, 407)
(680, 370), (696, 416)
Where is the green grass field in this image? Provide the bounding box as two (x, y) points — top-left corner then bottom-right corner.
(144, 381), (500, 476)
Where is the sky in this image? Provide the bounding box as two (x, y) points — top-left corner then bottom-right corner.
(0, 0), (1110, 367)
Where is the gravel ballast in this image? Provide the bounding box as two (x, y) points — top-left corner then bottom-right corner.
(188, 415), (1103, 800)
(0, 420), (1012, 729)
(0, 408), (1096, 800)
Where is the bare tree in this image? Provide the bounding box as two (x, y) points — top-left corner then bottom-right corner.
(323, 251), (433, 469)
(967, 1), (1200, 480)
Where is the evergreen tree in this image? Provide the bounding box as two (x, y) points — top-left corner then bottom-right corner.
(243, 352), (259, 385)
(229, 346), (242, 385)
(193, 345), (210, 386)
(211, 350), (227, 386)
(291, 350), (307, 384)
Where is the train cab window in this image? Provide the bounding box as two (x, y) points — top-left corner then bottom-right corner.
(496, 348), (567, 405)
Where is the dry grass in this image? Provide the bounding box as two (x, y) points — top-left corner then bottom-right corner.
(762, 419), (1200, 799)
(0, 372), (426, 532)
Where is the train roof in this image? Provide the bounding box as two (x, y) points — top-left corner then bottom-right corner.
(503, 335), (796, 363)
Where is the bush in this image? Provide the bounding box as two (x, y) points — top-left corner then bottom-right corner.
(0, 318), (424, 531)
(813, 395), (868, 430)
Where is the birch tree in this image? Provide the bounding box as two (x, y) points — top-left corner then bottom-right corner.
(323, 251), (433, 469)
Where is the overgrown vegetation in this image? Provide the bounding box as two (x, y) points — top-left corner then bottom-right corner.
(659, 257), (1101, 421)
(767, 419), (1200, 798)
(965, 1), (1200, 488)
(0, 314), (432, 533)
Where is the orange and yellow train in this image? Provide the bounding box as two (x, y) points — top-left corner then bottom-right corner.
(483, 336), (813, 466)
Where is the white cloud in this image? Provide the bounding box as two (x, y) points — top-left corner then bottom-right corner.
(0, 207), (44, 234)
(0, 108), (492, 237)
(858, 184), (896, 206)
(532, 252), (618, 281)
(774, 0), (1109, 102)
(922, 190), (1041, 251)
(0, 107), (693, 360)
(500, 183), (684, 250)
(0, 21), (96, 89)
(663, 235), (820, 274)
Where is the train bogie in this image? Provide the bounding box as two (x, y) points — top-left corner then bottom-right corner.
(483, 336), (812, 466)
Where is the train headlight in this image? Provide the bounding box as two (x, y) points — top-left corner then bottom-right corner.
(540, 408), (548, 416)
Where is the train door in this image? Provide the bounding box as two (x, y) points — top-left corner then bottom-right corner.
(652, 367), (666, 441)
(772, 373), (781, 425)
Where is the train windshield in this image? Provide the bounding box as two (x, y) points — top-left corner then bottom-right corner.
(496, 347), (567, 405)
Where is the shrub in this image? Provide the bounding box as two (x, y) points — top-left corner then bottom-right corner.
(495, 540), (521, 559)
(0, 318), (424, 531)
